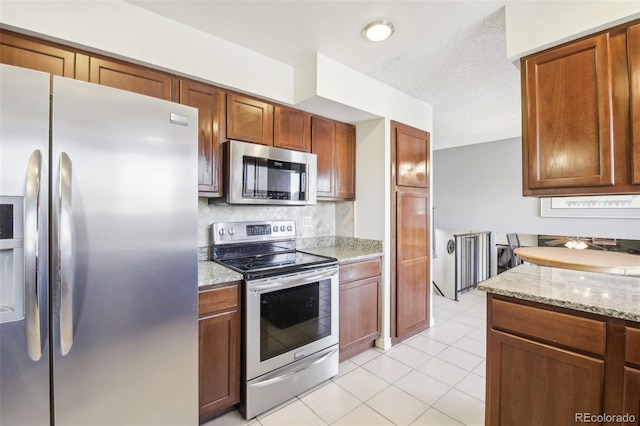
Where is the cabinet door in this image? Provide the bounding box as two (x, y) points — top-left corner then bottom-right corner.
(227, 93), (274, 145)
(523, 33), (614, 190)
(395, 189), (430, 340)
(274, 106), (311, 152)
(487, 330), (604, 426)
(199, 309), (240, 422)
(628, 24), (640, 185)
(623, 367), (640, 426)
(180, 80), (226, 196)
(81, 56), (173, 100)
(394, 123), (429, 188)
(311, 116), (336, 197)
(0, 30), (75, 78)
(339, 276), (380, 361)
(335, 122), (356, 200)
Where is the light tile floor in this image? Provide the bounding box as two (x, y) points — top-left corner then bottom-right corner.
(204, 289), (487, 426)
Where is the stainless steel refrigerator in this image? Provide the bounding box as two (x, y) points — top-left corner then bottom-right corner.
(0, 63), (199, 425)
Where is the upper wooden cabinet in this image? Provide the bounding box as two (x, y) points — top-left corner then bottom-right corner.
(394, 123), (429, 188)
(77, 55), (174, 101)
(521, 20), (640, 196)
(311, 116), (356, 200)
(628, 24), (640, 185)
(0, 30), (76, 78)
(335, 122), (356, 199)
(180, 79), (226, 197)
(227, 93), (274, 145)
(274, 106), (311, 152)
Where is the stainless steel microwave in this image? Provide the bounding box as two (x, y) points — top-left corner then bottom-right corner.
(224, 140), (317, 205)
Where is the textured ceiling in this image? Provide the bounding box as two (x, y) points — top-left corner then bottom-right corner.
(128, 1), (521, 150)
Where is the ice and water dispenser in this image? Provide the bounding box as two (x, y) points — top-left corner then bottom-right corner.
(0, 196), (25, 323)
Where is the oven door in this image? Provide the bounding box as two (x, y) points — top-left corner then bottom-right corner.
(245, 265), (338, 381)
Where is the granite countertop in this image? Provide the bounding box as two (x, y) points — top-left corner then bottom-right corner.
(197, 236), (383, 288)
(198, 261), (242, 288)
(302, 245), (383, 264)
(478, 264), (640, 322)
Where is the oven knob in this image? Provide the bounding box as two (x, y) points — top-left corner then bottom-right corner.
(273, 226), (278, 232)
(229, 228), (236, 235)
(280, 225), (285, 231)
(218, 228), (226, 236)
(287, 225), (293, 231)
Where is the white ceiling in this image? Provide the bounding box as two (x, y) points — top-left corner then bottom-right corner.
(128, 1), (522, 150)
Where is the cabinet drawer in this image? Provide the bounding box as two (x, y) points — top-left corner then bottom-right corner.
(626, 327), (640, 365)
(339, 258), (381, 283)
(491, 298), (606, 356)
(199, 283), (239, 317)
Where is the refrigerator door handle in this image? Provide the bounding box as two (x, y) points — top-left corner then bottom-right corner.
(58, 152), (74, 356)
(24, 150), (44, 361)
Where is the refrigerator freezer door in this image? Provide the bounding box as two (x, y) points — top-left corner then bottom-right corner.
(0, 64), (51, 425)
(50, 76), (199, 425)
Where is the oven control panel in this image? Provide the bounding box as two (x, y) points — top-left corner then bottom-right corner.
(212, 220), (296, 244)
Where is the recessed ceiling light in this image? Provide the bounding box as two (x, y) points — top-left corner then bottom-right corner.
(363, 20), (395, 42)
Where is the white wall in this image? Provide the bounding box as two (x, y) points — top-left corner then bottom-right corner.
(505, 1), (640, 62)
(433, 138), (640, 240)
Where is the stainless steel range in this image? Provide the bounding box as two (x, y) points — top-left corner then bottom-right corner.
(211, 220), (339, 419)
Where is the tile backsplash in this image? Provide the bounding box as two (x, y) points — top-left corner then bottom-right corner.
(198, 198), (354, 248)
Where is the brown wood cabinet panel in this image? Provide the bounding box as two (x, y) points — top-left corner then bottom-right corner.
(199, 284), (239, 317)
(524, 33), (614, 190)
(274, 106), (311, 152)
(85, 56), (173, 100)
(391, 121), (430, 343)
(335, 122), (356, 199)
(0, 30), (75, 78)
(311, 116), (335, 197)
(198, 282), (240, 422)
(629, 23), (640, 185)
(227, 93), (274, 145)
(627, 327), (640, 365)
(199, 309), (240, 422)
(311, 116), (356, 200)
(624, 367), (640, 425)
(180, 79), (226, 196)
(487, 330), (605, 426)
(395, 190), (430, 339)
(491, 298), (606, 356)
(394, 124), (429, 188)
(339, 275), (381, 361)
(339, 259), (381, 283)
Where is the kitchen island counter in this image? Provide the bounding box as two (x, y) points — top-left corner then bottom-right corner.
(478, 263), (640, 322)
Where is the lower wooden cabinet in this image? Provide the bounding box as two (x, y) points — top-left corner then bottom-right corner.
(339, 258), (381, 361)
(486, 295), (640, 426)
(624, 327), (640, 425)
(488, 330), (604, 425)
(198, 282), (241, 423)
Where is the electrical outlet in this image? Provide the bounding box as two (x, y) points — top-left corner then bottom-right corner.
(302, 216), (312, 227)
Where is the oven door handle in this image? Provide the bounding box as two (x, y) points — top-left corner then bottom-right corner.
(248, 267), (338, 293)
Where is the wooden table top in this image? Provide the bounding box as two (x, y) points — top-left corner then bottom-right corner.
(514, 246), (640, 276)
